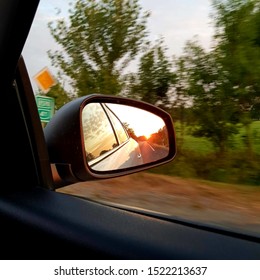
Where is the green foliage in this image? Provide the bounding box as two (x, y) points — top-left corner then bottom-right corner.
(46, 0), (260, 186)
(171, 0), (260, 154)
(48, 0), (150, 97)
(232, 121), (260, 153)
(126, 40), (175, 106)
(46, 83), (72, 110)
(213, 0), (260, 137)
(173, 121), (260, 154)
(175, 39), (241, 154)
(150, 122), (260, 185)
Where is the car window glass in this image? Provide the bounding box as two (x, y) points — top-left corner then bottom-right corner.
(23, 0), (260, 238)
(82, 103), (118, 161)
(103, 105), (129, 144)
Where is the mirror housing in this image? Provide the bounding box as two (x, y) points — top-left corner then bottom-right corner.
(44, 94), (176, 187)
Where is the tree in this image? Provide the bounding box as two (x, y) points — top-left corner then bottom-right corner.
(212, 0), (260, 154)
(48, 0), (149, 97)
(169, 55), (193, 149)
(180, 39), (240, 154)
(35, 82), (72, 112)
(175, 0), (260, 155)
(128, 40), (175, 106)
(123, 122), (138, 140)
(46, 83), (73, 111)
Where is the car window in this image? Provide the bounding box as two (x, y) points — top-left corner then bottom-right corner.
(23, 0), (260, 238)
(82, 103), (119, 161)
(103, 104), (129, 144)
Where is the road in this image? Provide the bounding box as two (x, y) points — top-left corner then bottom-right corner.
(138, 141), (169, 164)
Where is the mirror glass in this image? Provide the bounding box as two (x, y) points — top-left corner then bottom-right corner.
(82, 103), (169, 172)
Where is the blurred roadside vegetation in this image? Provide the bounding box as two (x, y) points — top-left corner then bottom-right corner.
(150, 120), (260, 186)
(43, 0), (259, 186)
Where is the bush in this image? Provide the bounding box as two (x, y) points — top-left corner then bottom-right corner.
(150, 149), (260, 186)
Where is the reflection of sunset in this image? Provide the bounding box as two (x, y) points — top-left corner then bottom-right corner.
(82, 103), (118, 160)
(144, 133), (151, 140)
(82, 102), (169, 168)
(107, 104), (165, 138)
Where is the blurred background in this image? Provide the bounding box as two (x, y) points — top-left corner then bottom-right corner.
(23, 0), (260, 235)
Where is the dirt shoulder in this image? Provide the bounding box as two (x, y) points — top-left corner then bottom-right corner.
(59, 172), (260, 235)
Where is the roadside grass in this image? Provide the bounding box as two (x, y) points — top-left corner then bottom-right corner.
(173, 122), (215, 154)
(235, 121), (260, 154)
(150, 121), (260, 186)
(60, 123), (260, 233)
(173, 120), (260, 155)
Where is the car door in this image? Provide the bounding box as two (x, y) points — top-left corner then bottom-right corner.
(0, 0), (260, 261)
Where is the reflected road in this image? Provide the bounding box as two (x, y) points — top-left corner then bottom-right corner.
(138, 141), (169, 164)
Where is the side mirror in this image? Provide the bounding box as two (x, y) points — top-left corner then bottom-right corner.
(44, 94), (176, 187)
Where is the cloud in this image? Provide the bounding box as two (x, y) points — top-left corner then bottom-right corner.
(141, 0), (214, 55)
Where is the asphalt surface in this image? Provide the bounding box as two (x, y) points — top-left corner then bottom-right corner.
(138, 141), (169, 164)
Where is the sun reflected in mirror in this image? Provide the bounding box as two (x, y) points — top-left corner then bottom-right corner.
(106, 103), (166, 141)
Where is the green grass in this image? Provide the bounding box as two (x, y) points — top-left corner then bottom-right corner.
(228, 121), (260, 153)
(150, 121), (260, 186)
(174, 121), (260, 155)
(182, 135), (215, 154)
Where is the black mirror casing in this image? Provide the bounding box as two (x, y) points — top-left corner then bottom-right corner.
(44, 94), (176, 187)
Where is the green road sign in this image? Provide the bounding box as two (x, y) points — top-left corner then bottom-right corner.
(35, 95), (55, 122)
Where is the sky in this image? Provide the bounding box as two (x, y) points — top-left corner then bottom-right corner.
(107, 103), (165, 137)
(22, 0), (215, 92)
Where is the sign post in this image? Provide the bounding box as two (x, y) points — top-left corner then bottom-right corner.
(35, 95), (55, 124)
(34, 67), (56, 125)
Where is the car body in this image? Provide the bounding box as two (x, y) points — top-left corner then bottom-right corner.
(89, 137), (143, 171)
(0, 0), (260, 260)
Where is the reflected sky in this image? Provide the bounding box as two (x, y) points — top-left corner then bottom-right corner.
(106, 103), (165, 138)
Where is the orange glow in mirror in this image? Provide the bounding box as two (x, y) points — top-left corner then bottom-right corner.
(106, 103), (165, 140)
(82, 103), (169, 172)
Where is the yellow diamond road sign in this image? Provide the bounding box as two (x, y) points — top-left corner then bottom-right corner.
(34, 67), (56, 93)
